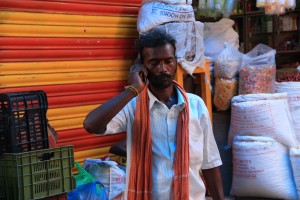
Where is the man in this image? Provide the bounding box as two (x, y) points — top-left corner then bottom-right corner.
(84, 30), (224, 200)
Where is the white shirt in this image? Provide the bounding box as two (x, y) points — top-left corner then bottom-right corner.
(104, 87), (222, 200)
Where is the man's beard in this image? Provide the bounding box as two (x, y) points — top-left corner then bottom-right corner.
(147, 72), (173, 89)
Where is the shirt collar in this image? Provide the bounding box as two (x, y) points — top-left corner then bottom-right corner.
(147, 86), (186, 110)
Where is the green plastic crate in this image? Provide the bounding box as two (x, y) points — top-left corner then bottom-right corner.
(0, 146), (75, 200)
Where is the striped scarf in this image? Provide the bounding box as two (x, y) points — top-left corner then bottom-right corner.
(128, 81), (190, 200)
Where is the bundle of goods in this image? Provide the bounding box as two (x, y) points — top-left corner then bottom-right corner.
(154, 21), (205, 74)
(231, 135), (298, 199)
(214, 43), (242, 79)
(239, 44), (276, 94)
(213, 43), (242, 111)
(204, 18), (239, 61)
(0, 91), (48, 155)
(197, 0), (239, 18)
(0, 146), (75, 200)
(84, 158), (126, 200)
(256, 0), (296, 15)
(137, 2), (195, 33)
(275, 82), (300, 142)
(228, 92), (298, 148)
(68, 162), (108, 200)
(290, 148), (300, 199)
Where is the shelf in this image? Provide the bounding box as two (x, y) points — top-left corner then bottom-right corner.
(276, 50), (300, 54)
(248, 32), (273, 36)
(245, 10), (264, 16)
(230, 13), (244, 18)
(275, 30), (299, 34)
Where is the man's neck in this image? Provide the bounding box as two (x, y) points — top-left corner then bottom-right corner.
(149, 84), (177, 108)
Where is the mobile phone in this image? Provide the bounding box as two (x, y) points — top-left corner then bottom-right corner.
(139, 69), (147, 83)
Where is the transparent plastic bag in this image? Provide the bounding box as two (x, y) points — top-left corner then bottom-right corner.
(241, 44), (276, 68)
(213, 77), (238, 111)
(239, 44), (276, 94)
(214, 42), (242, 79)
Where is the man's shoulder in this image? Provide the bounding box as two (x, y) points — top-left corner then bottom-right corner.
(186, 92), (203, 102)
(186, 92), (207, 108)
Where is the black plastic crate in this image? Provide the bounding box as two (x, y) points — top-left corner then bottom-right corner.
(0, 91), (48, 155)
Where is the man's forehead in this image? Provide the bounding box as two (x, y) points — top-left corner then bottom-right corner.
(142, 44), (175, 56)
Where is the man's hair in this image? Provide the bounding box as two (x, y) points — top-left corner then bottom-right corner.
(136, 29), (176, 63)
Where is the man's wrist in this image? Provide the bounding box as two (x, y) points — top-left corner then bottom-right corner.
(125, 85), (139, 96)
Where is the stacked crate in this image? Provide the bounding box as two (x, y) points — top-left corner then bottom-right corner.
(0, 91), (48, 155)
(0, 91), (75, 200)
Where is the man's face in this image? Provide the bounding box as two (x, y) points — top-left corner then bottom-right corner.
(142, 44), (177, 89)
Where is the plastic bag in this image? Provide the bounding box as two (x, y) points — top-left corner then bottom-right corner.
(213, 77), (238, 111)
(84, 158), (126, 200)
(73, 162), (95, 187)
(214, 42), (242, 79)
(241, 44), (276, 68)
(204, 18), (239, 60)
(68, 181), (108, 200)
(239, 44), (276, 94)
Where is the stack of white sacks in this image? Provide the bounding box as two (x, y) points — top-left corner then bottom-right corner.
(227, 45), (300, 199)
(137, 0), (205, 74)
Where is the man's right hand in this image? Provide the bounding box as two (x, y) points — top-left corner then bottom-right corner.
(128, 64), (148, 93)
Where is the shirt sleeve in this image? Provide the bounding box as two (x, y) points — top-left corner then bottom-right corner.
(104, 107), (128, 134)
(200, 101), (223, 169)
(104, 98), (136, 134)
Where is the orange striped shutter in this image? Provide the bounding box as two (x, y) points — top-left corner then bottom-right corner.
(0, 0), (141, 165)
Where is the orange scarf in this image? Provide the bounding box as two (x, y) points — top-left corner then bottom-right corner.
(128, 81), (190, 200)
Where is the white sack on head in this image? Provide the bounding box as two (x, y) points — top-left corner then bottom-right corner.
(276, 82), (300, 142)
(290, 148), (300, 199)
(154, 21), (205, 74)
(231, 135), (298, 199)
(142, 0), (192, 4)
(228, 92), (298, 148)
(137, 2), (195, 33)
(203, 18), (239, 60)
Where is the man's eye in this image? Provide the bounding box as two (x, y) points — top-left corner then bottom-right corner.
(150, 62), (158, 67)
(165, 58), (174, 64)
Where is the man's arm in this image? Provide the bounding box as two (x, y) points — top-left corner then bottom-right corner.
(83, 64), (147, 134)
(202, 166), (224, 200)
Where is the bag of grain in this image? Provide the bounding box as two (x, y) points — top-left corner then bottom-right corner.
(137, 2), (195, 33)
(290, 147), (300, 199)
(276, 82), (300, 142)
(239, 44), (276, 94)
(231, 135), (298, 199)
(228, 92), (298, 148)
(213, 77), (238, 111)
(214, 43), (242, 79)
(154, 21), (205, 75)
(203, 18), (239, 60)
(142, 0), (192, 4)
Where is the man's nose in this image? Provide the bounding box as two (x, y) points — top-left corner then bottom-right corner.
(158, 61), (166, 71)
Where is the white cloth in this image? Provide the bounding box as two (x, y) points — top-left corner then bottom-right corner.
(104, 86), (222, 200)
